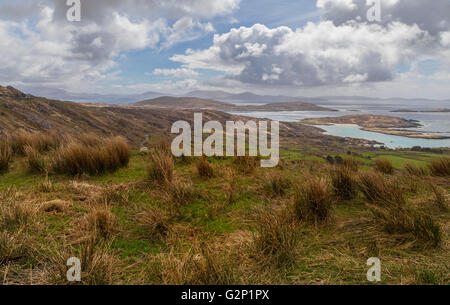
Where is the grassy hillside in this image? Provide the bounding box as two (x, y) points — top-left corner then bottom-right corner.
(0, 133), (448, 285)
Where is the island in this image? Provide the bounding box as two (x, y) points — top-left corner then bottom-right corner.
(302, 114), (450, 140)
(391, 108), (450, 113)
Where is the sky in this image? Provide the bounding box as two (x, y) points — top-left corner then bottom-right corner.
(0, 0), (449, 99)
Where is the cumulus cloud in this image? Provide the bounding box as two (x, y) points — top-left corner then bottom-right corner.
(172, 21), (433, 86)
(0, 0), (239, 90)
(318, 0), (450, 35)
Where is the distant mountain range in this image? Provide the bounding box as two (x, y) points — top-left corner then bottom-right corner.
(12, 85), (450, 105)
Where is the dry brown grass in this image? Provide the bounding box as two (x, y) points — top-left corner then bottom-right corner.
(158, 244), (236, 285)
(253, 209), (298, 268)
(263, 171), (291, 197)
(369, 205), (442, 248)
(24, 145), (48, 174)
(430, 185), (448, 212)
(233, 155), (258, 174)
(405, 163), (429, 176)
(428, 157), (450, 176)
(374, 158), (395, 174)
(341, 157), (360, 172)
(0, 139), (12, 173)
(48, 237), (116, 285)
(53, 136), (130, 176)
(7, 130), (63, 155)
(358, 171), (406, 206)
(83, 205), (118, 240)
(136, 207), (174, 240)
(196, 157), (214, 178)
(330, 165), (358, 201)
(293, 178), (333, 224)
(148, 151), (174, 184)
(168, 178), (195, 206)
(0, 231), (33, 266)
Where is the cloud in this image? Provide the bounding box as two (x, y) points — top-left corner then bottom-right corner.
(0, 0), (239, 90)
(153, 68), (199, 78)
(172, 21), (433, 87)
(317, 0), (450, 35)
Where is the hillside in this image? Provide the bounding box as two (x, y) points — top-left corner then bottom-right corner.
(133, 96), (335, 112)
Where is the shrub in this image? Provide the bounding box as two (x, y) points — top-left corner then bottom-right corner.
(196, 157), (214, 178)
(330, 165), (358, 200)
(263, 172), (291, 197)
(293, 178), (332, 224)
(428, 157), (450, 176)
(0, 139), (12, 173)
(374, 159), (394, 174)
(405, 163), (428, 176)
(358, 171), (406, 206)
(24, 145), (48, 173)
(148, 151), (174, 183)
(253, 209), (298, 267)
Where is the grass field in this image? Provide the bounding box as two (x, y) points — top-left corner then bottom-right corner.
(0, 140), (449, 285)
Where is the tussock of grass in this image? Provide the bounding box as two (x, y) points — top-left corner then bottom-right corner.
(83, 205), (118, 240)
(330, 165), (357, 200)
(0, 139), (12, 173)
(168, 178), (194, 206)
(374, 159), (395, 174)
(358, 171), (406, 206)
(137, 207), (174, 240)
(0, 231), (32, 265)
(293, 178), (333, 224)
(7, 130), (63, 155)
(369, 205), (442, 247)
(48, 237), (116, 285)
(148, 151), (174, 183)
(158, 245), (236, 285)
(196, 157), (214, 178)
(341, 157), (360, 172)
(253, 209), (298, 267)
(233, 155), (258, 174)
(428, 157), (450, 176)
(430, 184), (448, 212)
(24, 145), (48, 173)
(53, 136), (130, 176)
(405, 163), (429, 176)
(263, 171), (291, 197)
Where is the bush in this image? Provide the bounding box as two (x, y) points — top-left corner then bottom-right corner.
(330, 166), (357, 200)
(148, 151), (174, 183)
(428, 157), (450, 176)
(196, 157), (214, 178)
(0, 139), (12, 173)
(293, 178), (332, 224)
(358, 171), (406, 206)
(374, 159), (394, 174)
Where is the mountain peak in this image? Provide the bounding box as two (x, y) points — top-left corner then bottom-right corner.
(0, 85), (33, 99)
